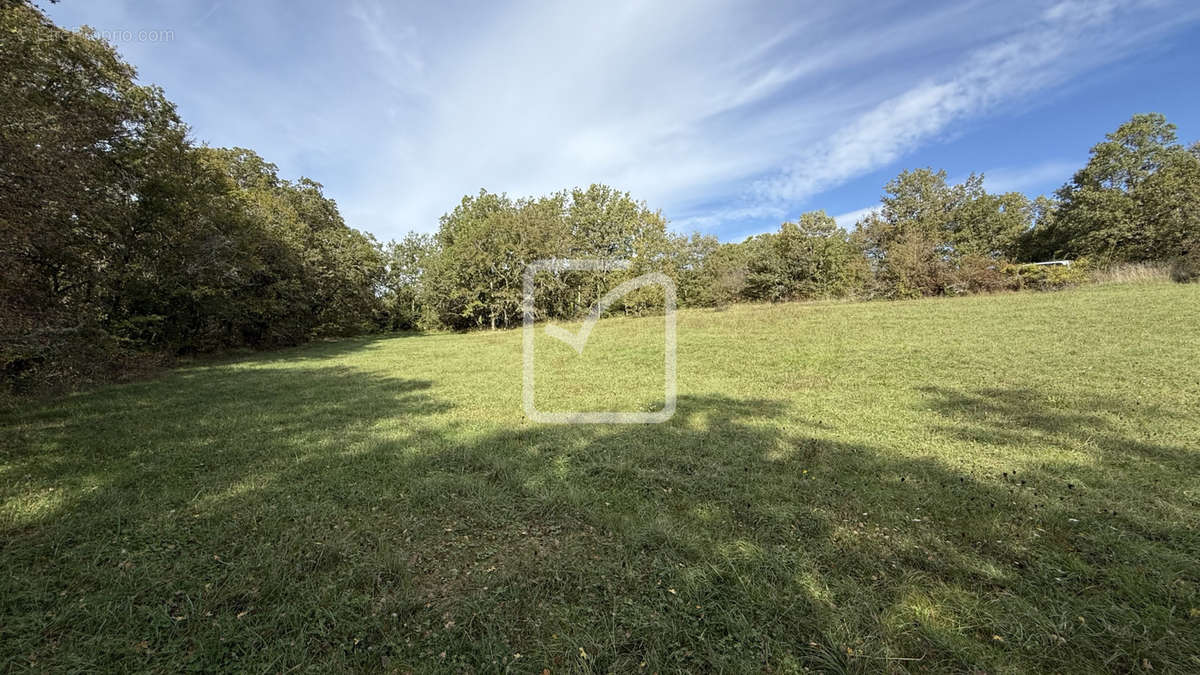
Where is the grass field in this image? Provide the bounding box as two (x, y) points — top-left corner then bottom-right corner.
(2, 282), (1198, 672)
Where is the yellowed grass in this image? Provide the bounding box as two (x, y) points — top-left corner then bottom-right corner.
(1091, 261), (1172, 284)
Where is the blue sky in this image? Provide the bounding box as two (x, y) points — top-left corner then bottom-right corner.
(46, 0), (1200, 243)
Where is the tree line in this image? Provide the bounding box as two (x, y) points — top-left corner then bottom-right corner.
(2, 4), (385, 391)
(388, 111), (1199, 326)
(3, 1), (1198, 392)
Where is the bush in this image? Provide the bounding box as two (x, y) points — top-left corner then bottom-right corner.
(1169, 252), (1200, 283)
(1, 323), (167, 395)
(870, 231), (954, 299)
(947, 255), (1020, 295)
(1004, 259), (1092, 291)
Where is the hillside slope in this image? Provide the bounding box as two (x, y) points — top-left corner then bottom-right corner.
(2, 282), (1198, 671)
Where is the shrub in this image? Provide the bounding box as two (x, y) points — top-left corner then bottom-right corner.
(948, 255), (1019, 295)
(1169, 251), (1200, 283)
(1, 323), (166, 396)
(706, 266), (748, 309)
(1004, 259), (1092, 291)
(870, 231), (954, 299)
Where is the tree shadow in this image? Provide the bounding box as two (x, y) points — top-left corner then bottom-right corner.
(1, 376), (1195, 672)
(917, 385), (1196, 465)
(188, 330), (432, 369)
(0, 366), (448, 527)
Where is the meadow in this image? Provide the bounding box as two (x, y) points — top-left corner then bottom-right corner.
(2, 281), (1198, 672)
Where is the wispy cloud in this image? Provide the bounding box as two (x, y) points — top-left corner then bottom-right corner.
(751, 0), (1184, 205)
(980, 159), (1078, 194)
(831, 206), (880, 229)
(671, 205), (789, 235)
(43, 0), (1200, 241)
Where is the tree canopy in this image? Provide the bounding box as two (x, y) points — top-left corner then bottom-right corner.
(3, 0), (1198, 393)
(1, 4), (383, 390)
(1024, 113), (1200, 262)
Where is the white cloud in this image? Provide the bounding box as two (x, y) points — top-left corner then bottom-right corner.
(333, 0), (1129, 236)
(43, 0), (1200, 241)
(751, 0), (1182, 205)
(831, 206), (880, 229)
(980, 160), (1078, 194)
(671, 205), (789, 234)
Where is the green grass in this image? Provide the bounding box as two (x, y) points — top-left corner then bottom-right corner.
(2, 282), (1198, 672)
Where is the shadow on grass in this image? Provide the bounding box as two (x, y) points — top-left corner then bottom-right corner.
(0, 366), (447, 524)
(183, 330), (433, 370)
(919, 385), (1197, 465)
(1, 373), (1196, 672)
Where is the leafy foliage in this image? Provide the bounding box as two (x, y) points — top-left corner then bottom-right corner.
(851, 169), (1031, 298)
(1169, 250), (1200, 284)
(419, 186), (676, 330)
(743, 212), (867, 302)
(1004, 261), (1092, 291)
(1, 5), (384, 391)
(5, 0), (1200, 393)
(1025, 114), (1200, 262)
